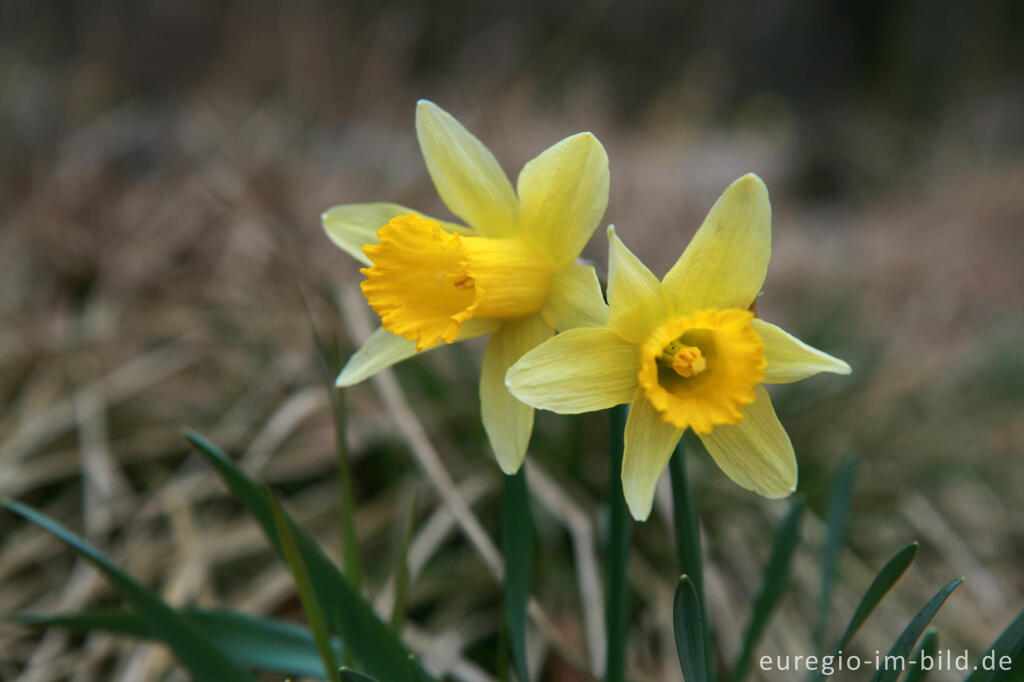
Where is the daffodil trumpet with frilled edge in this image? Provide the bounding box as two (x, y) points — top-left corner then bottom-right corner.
(322, 100), (611, 474)
(505, 173), (851, 520)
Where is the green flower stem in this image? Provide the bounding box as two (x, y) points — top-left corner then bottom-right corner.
(669, 440), (714, 681)
(605, 404), (631, 682)
(333, 387), (362, 594)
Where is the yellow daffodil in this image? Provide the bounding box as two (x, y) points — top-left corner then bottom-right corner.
(505, 173), (851, 520)
(322, 100), (610, 473)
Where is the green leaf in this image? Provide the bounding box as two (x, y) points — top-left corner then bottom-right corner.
(18, 608), (342, 678)
(410, 655), (431, 681)
(732, 498), (805, 682)
(269, 488), (339, 679)
(673, 575), (707, 682)
(964, 606), (1024, 681)
(669, 440), (713, 682)
(501, 469), (533, 682)
(902, 629), (939, 682)
(184, 430), (424, 682)
(816, 455), (857, 648)
(840, 542), (919, 649)
(3, 499), (255, 682)
(391, 492), (418, 632)
(869, 576), (962, 682)
(811, 542), (919, 682)
(339, 668), (380, 681)
(605, 404), (631, 682)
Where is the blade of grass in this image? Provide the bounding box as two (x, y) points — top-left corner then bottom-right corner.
(3, 499), (255, 682)
(811, 542), (919, 682)
(339, 668), (379, 681)
(816, 455), (857, 650)
(269, 488), (339, 679)
(668, 440), (713, 681)
(184, 429), (423, 682)
(732, 498), (805, 682)
(869, 576), (963, 682)
(390, 491), (418, 632)
(673, 575), (707, 682)
(902, 629), (939, 682)
(19, 608), (342, 678)
(605, 404), (631, 682)
(964, 606), (1024, 681)
(502, 468), (533, 682)
(300, 289), (362, 594)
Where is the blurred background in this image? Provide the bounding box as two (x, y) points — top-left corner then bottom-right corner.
(1, 1), (1022, 680)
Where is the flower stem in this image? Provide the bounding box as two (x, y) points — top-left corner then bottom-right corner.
(669, 439), (714, 681)
(605, 404), (631, 682)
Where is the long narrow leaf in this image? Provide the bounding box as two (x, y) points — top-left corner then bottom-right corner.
(269, 489), (339, 679)
(3, 499), (255, 682)
(339, 668), (379, 681)
(19, 608), (342, 678)
(812, 542), (919, 682)
(902, 629), (939, 682)
(869, 577), (963, 682)
(817, 456), (857, 647)
(964, 607), (1024, 681)
(605, 404), (631, 682)
(391, 492), (418, 632)
(502, 469), (533, 682)
(184, 430), (423, 682)
(732, 499), (805, 682)
(673, 575), (707, 682)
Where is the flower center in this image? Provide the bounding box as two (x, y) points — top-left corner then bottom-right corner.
(360, 214), (551, 350)
(661, 341), (707, 378)
(638, 309), (766, 433)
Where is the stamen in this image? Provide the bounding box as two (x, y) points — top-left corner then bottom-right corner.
(661, 341), (706, 378)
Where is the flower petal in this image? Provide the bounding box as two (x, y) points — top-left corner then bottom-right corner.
(607, 227), (671, 343)
(622, 388), (684, 521)
(505, 327), (637, 413)
(663, 173), (772, 313)
(322, 203), (469, 266)
(415, 100), (518, 237)
(698, 385), (796, 497)
(480, 315), (554, 473)
(540, 263), (609, 331)
(753, 319), (851, 384)
(517, 132), (609, 265)
(337, 319), (499, 387)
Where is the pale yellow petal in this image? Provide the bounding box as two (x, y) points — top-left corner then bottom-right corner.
(517, 132), (609, 265)
(663, 173), (772, 313)
(540, 263), (609, 331)
(322, 203), (470, 266)
(622, 388), (684, 521)
(480, 315), (554, 473)
(415, 100), (518, 237)
(505, 327), (637, 413)
(698, 385), (796, 497)
(337, 319), (499, 387)
(607, 227), (671, 343)
(753, 319), (851, 384)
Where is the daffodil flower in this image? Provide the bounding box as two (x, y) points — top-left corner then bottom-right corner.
(322, 100), (610, 473)
(505, 173), (851, 520)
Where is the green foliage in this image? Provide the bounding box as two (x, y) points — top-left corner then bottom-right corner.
(18, 608), (341, 678)
(184, 430), (426, 682)
(2, 500), (256, 682)
(605, 404), (631, 682)
(869, 577), (963, 682)
(269, 488), (340, 678)
(964, 607), (1024, 681)
(673, 575), (707, 682)
(502, 468), (533, 682)
(903, 629), (939, 682)
(732, 498), (805, 682)
(817, 455), (857, 647)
